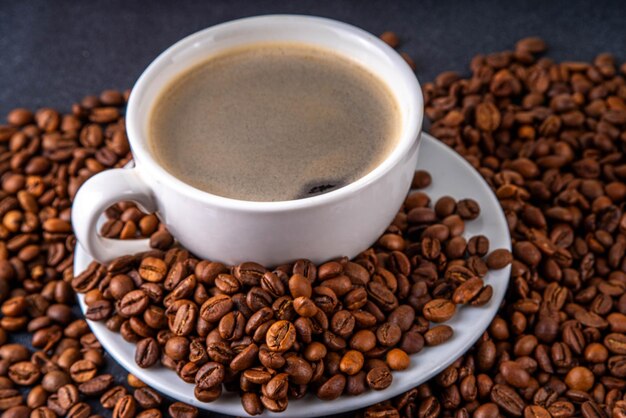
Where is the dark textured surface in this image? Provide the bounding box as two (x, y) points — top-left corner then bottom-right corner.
(2, 0), (626, 117)
(1, 0), (626, 416)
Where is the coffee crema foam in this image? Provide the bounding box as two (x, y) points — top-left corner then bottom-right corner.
(149, 42), (401, 202)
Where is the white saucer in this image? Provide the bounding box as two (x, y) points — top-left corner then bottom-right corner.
(75, 133), (511, 417)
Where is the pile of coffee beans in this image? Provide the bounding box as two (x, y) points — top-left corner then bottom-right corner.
(362, 37), (626, 418)
(78, 167), (506, 414)
(0, 92), (201, 417)
(0, 33), (625, 418)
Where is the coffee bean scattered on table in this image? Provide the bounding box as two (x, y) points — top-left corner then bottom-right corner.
(364, 36), (626, 418)
(0, 90), (196, 418)
(0, 32), (624, 418)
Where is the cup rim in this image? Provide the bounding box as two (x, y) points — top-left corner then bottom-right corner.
(126, 14), (423, 212)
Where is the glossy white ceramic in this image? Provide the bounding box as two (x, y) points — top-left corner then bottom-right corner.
(71, 15), (423, 266)
(75, 133), (511, 417)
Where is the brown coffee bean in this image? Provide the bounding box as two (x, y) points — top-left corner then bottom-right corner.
(149, 230), (174, 250)
(350, 329), (377, 352)
(66, 402), (90, 418)
(112, 395), (135, 418)
(425, 325), (453, 346)
(486, 249), (513, 269)
(26, 385), (46, 409)
(399, 326), (424, 354)
(292, 296), (317, 318)
(263, 372), (289, 400)
(119, 290), (149, 316)
(195, 362), (224, 389)
(499, 361), (530, 388)
(453, 277), (485, 304)
(67, 360), (96, 383)
(386, 348), (410, 371)
(0, 389), (22, 410)
(8, 362), (39, 386)
(135, 337), (159, 368)
(7, 109), (33, 126)
(136, 409), (162, 418)
(200, 294), (233, 322)
(605, 333), (626, 354)
(56, 384), (79, 412)
(168, 402), (198, 418)
(423, 298), (456, 322)
(367, 366), (393, 390)
(241, 392), (263, 416)
(565, 366), (595, 391)
(283, 356), (313, 385)
(339, 350), (364, 376)
(133, 387), (162, 409)
(266, 320), (296, 352)
(412, 170), (432, 189)
(77, 374), (113, 396)
(230, 343), (259, 372)
(473, 403), (500, 418)
(456, 199), (480, 220)
(317, 374), (346, 400)
(40, 371), (67, 395)
(194, 385), (221, 403)
(379, 31), (400, 48)
(0, 345), (29, 363)
(101, 386), (127, 409)
(490, 384), (524, 416)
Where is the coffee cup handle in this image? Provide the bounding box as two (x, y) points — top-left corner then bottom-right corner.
(72, 168), (158, 263)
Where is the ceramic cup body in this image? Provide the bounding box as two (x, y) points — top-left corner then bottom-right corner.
(72, 15), (423, 266)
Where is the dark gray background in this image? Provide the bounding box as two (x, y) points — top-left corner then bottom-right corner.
(1, 0), (625, 416)
(2, 0), (626, 116)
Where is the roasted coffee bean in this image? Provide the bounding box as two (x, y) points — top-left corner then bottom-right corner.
(565, 366), (595, 391)
(386, 348), (410, 371)
(138, 257), (167, 282)
(283, 356), (313, 385)
(66, 402), (90, 418)
(77, 374), (113, 395)
(456, 199), (480, 220)
(8, 361), (40, 385)
(0, 389), (22, 410)
(491, 384), (524, 416)
(168, 402), (198, 418)
(194, 384), (221, 402)
(195, 362), (224, 389)
(317, 374), (346, 400)
(135, 337), (160, 368)
(423, 299), (456, 322)
(241, 392), (263, 416)
(339, 350), (364, 376)
(199, 294), (232, 322)
(367, 366), (393, 390)
(376, 322), (402, 347)
(69, 360), (97, 383)
(119, 290), (149, 316)
(230, 343), (259, 372)
(486, 249), (513, 270)
(112, 395), (135, 418)
(266, 320), (296, 352)
(263, 373), (289, 400)
(133, 387), (163, 409)
(425, 325), (453, 346)
(100, 386), (127, 409)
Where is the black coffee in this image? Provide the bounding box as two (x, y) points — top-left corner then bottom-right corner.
(149, 42), (400, 201)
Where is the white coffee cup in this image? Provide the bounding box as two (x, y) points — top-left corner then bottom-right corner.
(72, 15), (423, 266)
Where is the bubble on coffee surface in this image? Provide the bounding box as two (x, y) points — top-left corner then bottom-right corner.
(297, 179), (347, 199)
